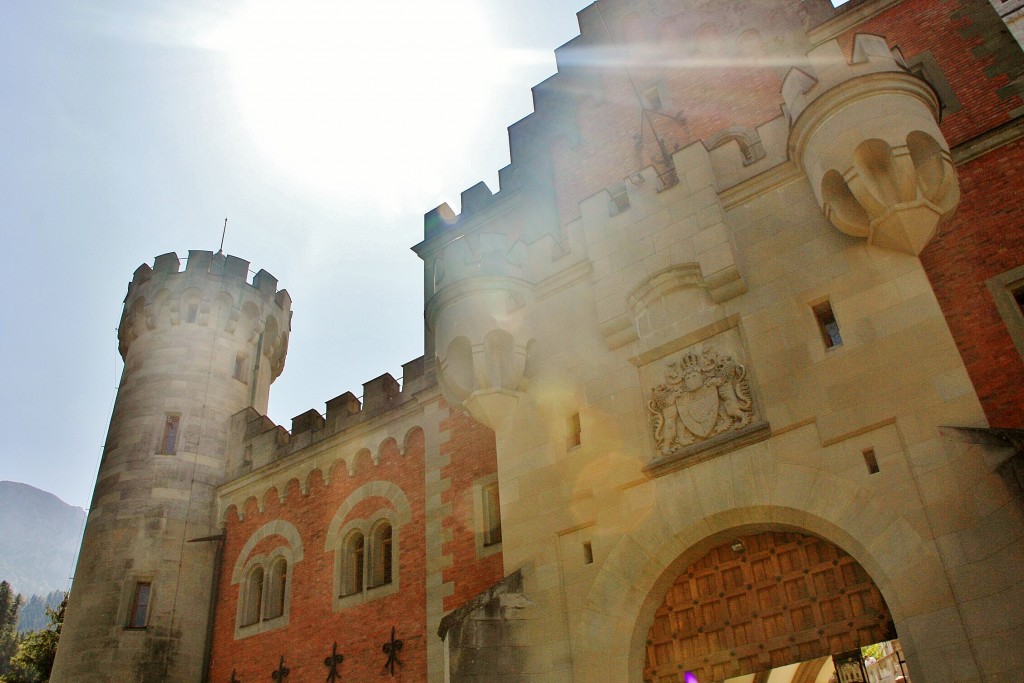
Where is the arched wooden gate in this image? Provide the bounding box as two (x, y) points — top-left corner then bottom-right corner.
(644, 531), (895, 682)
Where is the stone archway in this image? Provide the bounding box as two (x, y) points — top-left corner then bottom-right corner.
(643, 531), (895, 683)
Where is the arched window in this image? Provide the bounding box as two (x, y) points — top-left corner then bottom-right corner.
(342, 531), (365, 596)
(369, 522), (393, 588)
(243, 566), (264, 626)
(232, 520), (303, 636)
(327, 482), (411, 609)
(265, 557), (287, 620)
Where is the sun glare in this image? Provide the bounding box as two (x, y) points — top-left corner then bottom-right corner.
(211, 0), (498, 208)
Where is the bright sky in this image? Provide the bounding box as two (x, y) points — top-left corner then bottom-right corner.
(0, 0), (589, 509)
(1, 0), (852, 512)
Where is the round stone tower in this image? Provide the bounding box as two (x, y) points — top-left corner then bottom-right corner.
(51, 250), (290, 683)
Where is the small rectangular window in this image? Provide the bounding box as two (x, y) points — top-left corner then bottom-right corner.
(567, 413), (582, 449)
(609, 186), (630, 215)
(863, 448), (880, 475)
(812, 301), (842, 349)
(483, 483), (502, 546)
(583, 541), (594, 565)
(986, 267), (1024, 359)
(159, 415), (180, 454)
(642, 85), (663, 111)
(233, 353), (248, 383)
(127, 582), (151, 629)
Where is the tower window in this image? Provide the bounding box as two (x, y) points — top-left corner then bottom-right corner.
(583, 541), (594, 565)
(233, 353), (249, 383)
(812, 301), (843, 349)
(185, 303), (198, 323)
(127, 582), (151, 629)
(567, 413), (582, 449)
(483, 482), (502, 547)
(158, 415), (180, 454)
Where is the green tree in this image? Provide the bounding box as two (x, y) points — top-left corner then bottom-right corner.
(0, 582), (22, 677)
(1, 593), (65, 683)
(14, 593), (62, 636)
(861, 642), (884, 661)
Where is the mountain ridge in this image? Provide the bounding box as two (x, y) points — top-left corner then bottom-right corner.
(0, 481), (85, 596)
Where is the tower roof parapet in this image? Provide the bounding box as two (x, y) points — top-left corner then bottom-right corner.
(117, 251), (292, 372)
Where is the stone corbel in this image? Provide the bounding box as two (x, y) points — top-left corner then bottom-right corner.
(786, 34), (960, 255)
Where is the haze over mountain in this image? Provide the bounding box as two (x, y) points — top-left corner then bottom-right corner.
(0, 481), (85, 596)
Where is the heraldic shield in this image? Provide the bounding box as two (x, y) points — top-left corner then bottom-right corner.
(678, 384), (719, 438)
(647, 344), (758, 457)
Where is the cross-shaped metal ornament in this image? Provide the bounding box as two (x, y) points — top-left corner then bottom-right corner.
(382, 626), (403, 676)
(271, 655), (290, 682)
(323, 641), (344, 682)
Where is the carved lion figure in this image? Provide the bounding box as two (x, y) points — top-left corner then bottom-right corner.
(704, 350), (753, 432)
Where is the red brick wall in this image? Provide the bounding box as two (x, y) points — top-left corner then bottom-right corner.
(838, 0), (1023, 146)
(548, 0), (1024, 226)
(921, 139), (1024, 426)
(843, 0), (1024, 424)
(209, 427), (427, 683)
(550, 19), (785, 224)
(439, 402), (504, 612)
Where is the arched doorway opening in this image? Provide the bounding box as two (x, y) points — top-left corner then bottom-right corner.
(643, 531), (896, 683)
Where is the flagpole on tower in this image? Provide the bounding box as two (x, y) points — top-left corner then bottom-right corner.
(218, 218), (228, 255)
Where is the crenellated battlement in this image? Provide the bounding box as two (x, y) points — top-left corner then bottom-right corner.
(782, 34), (911, 125)
(117, 250), (292, 377)
(225, 356), (431, 478)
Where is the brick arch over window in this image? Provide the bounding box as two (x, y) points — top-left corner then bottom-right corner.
(324, 480), (412, 543)
(324, 481), (412, 610)
(231, 519), (304, 584)
(230, 520), (303, 638)
(643, 531), (895, 683)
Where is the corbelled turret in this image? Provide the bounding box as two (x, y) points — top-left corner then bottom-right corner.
(786, 33), (960, 254)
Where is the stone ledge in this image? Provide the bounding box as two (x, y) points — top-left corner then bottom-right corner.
(643, 421), (771, 479)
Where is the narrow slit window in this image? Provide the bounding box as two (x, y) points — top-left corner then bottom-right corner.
(1013, 282), (1024, 316)
(568, 413), (582, 449)
(159, 415), (180, 454)
(583, 541), (594, 565)
(483, 482), (502, 546)
(127, 582), (151, 629)
(233, 353), (248, 383)
(812, 301), (843, 349)
(863, 448), (880, 475)
(609, 186), (630, 215)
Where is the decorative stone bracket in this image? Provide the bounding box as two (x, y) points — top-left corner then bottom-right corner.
(786, 34), (960, 255)
(427, 276), (534, 431)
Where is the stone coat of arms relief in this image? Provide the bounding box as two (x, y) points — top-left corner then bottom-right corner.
(647, 348), (756, 456)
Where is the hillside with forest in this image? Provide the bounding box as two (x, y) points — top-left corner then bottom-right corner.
(0, 482), (84, 597)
